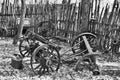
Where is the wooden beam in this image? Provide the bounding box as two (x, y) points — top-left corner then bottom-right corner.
(80, 0), (90, 32)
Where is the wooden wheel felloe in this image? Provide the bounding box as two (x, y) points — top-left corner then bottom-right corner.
(72, 32), (97, 56)
(30, 45), (60, 75)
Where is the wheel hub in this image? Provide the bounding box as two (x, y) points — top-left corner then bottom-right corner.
(40, 57), (47, 67)
(35, 51), (52, 68)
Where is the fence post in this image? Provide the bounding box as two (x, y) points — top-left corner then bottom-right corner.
(13, 0), (26, 45)
(80, 0), (90, 32)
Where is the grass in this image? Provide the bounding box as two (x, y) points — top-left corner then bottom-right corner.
(0, 38), (119, 80)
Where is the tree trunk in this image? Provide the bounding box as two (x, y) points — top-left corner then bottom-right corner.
(13, 0), (26, 45)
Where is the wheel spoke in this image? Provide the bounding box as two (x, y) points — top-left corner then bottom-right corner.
(43, 67), (46, 73)
(26, 39), (30, 44)
(47, 67), (49, 72)
(38, 66), (43, 73)
(20, 45), (25, 47)
(50, 66), (54, 72)
(24, 51), (29, 56)
(49, 49), (54, 54)
(72, 33), (97, 57)
(31, 45), (60, 75)
(21, 49), (27, 52)
(51, 58), (58, 62)
(34, 64), (41, 70)
(51, 55), (59, 63)
(73, 46), (81, 50)
(32, 60), (40, 64)
(50, 64), (57, 71)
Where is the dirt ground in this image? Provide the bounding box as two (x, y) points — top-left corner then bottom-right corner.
(0, 39), (119, 80)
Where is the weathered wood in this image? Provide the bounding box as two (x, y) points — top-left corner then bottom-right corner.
(80, 0), (90, 32)
(0, 13), (43, 16)
(1, 0), (120, 55)
(13, 0), (26, 44)
(77, 2), (82, 32)
(96, 60), (120, 68)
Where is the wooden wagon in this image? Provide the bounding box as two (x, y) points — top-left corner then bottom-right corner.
(18, 0), (101, 75)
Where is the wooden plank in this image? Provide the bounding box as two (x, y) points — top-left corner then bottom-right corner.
(108, 0), (117, 25)
(80, 0), (90, 32)
(77, 2), (82, 32)
(101, 4), (109, 35)
(96, 61), (120, 68)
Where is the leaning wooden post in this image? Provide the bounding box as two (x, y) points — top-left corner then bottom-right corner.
(13, 0), (26, 45)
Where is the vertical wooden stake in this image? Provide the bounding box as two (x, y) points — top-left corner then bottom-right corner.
(13, 0), (26, 45)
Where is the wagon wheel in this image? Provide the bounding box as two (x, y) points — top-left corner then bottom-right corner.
(19, 38), (35, 57)
(72, 32), (97, 56)
(30, 45), (60, 75)
(37, 21), (55, 37)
